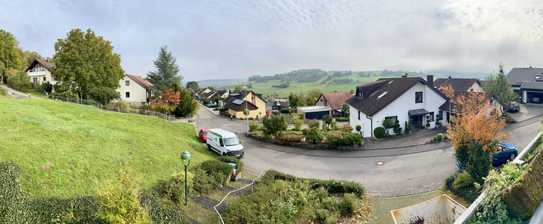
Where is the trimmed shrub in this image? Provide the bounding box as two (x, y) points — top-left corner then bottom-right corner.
(432, 133), (445, 143)
(404, 121), (411, 134)
(382, 118), (395, 129)
(335, 117), (349, 122)
(310, 180), (365, 198)
(451, 171), (479, 201)
(277, 131), (304, 143)
(373, 127), (386, 139)
(193, 160), (233, 194)
(326, 131), (362, 147)
(200, 160), (232, 180)
(192, 168), (219, 195)
(305, 128), (324, 144)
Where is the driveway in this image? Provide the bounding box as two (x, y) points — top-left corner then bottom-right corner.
(195, 107), (541, 197)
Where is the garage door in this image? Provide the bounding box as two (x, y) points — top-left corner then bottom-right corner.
(527, 91), (543, 104)
(304, 111), (330, 120)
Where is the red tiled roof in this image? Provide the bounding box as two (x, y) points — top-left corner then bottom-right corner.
(320, 91), (353, 110)
(127, 75), (153, 90)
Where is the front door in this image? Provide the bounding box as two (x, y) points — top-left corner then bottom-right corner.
(410, 115), (423, 129)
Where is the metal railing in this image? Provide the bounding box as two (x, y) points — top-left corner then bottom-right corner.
(213, 171), (262, 224)
(454, 132), (542, 224)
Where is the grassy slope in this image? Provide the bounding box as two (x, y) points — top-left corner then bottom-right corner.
(249, 74), (381, 97)
(0, 96), (214, 198)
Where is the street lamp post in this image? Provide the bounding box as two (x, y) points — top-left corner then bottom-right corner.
(180, 151), (192, 206)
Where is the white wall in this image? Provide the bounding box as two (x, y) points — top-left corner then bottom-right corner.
(468, 83), (484, 92)
(349, 83), (446, 137)
(349, 105), (373, 137)
(27, 64), (56, 85)
(116, 76), (148, 104)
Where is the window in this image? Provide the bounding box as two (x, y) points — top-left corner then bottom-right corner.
(125, 80), (130, 86)
(415, 91), (423, 103)
(358, 111), (361, 120)
(125, 92), (130, 98)
(43, 77), (46, 81)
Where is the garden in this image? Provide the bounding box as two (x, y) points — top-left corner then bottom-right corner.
(248, 114), (363, 150)
(222, 170), (371, 224)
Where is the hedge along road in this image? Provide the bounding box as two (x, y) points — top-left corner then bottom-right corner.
(195, 107), (541, 197)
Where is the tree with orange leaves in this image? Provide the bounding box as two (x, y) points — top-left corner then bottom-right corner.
(447, 91), (506, 153)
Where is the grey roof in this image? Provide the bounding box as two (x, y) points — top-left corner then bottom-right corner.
(507, 67), (543, 85)
(346, 77), (447, 116)
(434, 78), (480, 93)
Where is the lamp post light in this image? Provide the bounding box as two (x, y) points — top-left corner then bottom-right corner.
(180, 151), (192, 206)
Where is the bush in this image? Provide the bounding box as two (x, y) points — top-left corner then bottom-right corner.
(466, 142), (491, 183)
(151, 176), (183, 203)
(192, 168), (219, 195)
(338, 193), (362, 216)
(174, 89), (198, 117)
(310, 180), (365, 198)
(455, 145), (470, 171)
(140, 191), (185, 224)
(432, 133), (445, 143)
(218, 156), (244, 172)
(404, 121), (411, 134)
(7, 71), (32, 92)
(451, 171), (479, 201)
(88, 86), (119, 105)
(305, 128), (324, 144)
(96, 169), (151, 224)
(308, 120), (320, 129)
(292, 116), (304, 131)
(326, 131), (362, 147)
(105, 101), (130, 113)
(383, 118), (395, 129)
(200, 160), (232, 180)
(37, 82), (53, 95)
(393, 120), (402, 135)
(335, 117), (349, 122)
(262, 115), (288, 136)
(277, 131), (304, 143)
(248, 121), (259, 132)
(315, 208), (330, 223)
(373, 127), (386, 139)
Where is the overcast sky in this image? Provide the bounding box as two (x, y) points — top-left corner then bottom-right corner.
(1, 0), (542, 81)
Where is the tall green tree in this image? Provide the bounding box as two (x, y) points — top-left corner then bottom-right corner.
(53, 28), (124, 102)
(483, 65), (517, 106)
(147, 46), (181, 95)
(0, 29), (23, 84)
(185, 81), (199, 91)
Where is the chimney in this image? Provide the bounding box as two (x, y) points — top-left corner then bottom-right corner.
(427, 75), (434, 87)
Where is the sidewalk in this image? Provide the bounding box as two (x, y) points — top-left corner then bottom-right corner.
(0, 85), (30, 99)
(364, 129), (442, 150)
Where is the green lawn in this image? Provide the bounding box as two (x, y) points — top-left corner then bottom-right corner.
(0, 95), (215, 198)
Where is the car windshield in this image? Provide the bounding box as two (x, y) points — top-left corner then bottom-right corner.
(223, 137), (240, 146)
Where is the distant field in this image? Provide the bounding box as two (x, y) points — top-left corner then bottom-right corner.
(0, 96), (215, 198)
(249, 73), (383, 96)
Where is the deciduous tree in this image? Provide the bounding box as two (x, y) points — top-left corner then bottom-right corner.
(53, 28), (124, 100)
(0, 29), (23, 84)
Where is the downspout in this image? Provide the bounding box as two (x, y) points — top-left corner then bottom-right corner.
(367, 115), (373, 138)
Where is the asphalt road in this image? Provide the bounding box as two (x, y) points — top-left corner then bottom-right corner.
(195, 107), (541, 197)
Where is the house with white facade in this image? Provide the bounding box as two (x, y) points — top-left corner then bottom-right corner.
(346, 75), (448, 138)
(117, 75), (153, 105)
(25, 59), (56, 86)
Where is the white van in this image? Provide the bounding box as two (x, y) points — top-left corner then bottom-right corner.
(206, 128), (244, 157)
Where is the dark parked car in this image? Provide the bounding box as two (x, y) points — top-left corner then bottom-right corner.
(492, 142), (519, 167)
(505, 102), (520, 113)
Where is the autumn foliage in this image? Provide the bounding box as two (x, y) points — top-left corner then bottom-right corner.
(149, 89), (181, 113)
(446, 89), (506, 152)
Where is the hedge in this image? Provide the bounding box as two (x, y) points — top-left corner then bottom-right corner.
(277, 130), (304, 143)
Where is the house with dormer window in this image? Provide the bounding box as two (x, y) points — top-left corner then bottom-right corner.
(346, 75), (447, 137)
